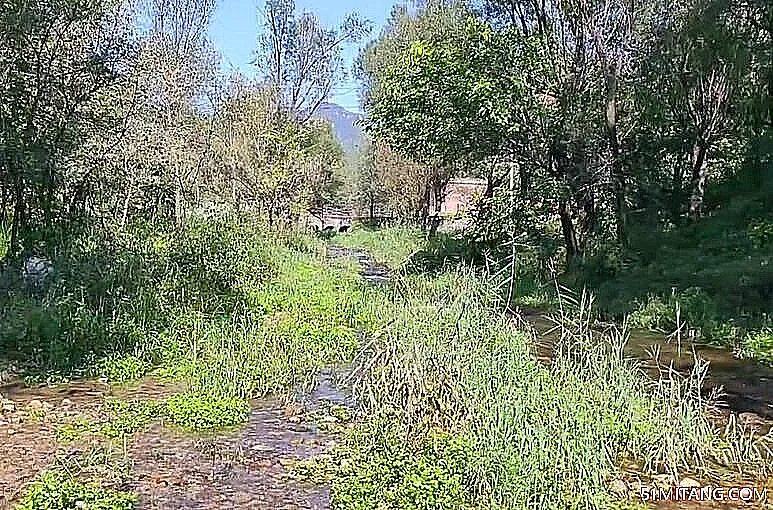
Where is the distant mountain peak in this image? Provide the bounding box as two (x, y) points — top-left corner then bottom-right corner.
(314, 103), (363, 154)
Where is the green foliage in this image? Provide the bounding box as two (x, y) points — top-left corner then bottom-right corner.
(56, 416), (94, 444)
(0, 222), (10, 260)
(333, 226), (424, 267)
(333, 423), (475, 510)
(101, 399), (166, 439)
(328, 241), (719, 509)
(97, 356), (151, 385)
(366, 18), (548, 168)
(0, 218), (276, 380)
(165, 393), (250, 432)
(15, 471), (135, 510)
(740, 329), (773, 363)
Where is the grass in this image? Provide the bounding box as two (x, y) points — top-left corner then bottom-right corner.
(6, 217), (372, 508)
(326, 228), (772, 509)
(333, 225), (425, 268)
(331, 270), (712, 509)
(8, 218), (773, 509)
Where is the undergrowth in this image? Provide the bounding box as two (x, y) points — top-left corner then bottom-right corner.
(326, 231), (772, 509)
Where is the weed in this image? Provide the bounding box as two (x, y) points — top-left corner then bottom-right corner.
(330, 420), (475, 510)
(739, 329), (773, 363)
(15, 470), (135, 510)
(333, 226), (424, 268)
(101, 398), (165, 439)
(56, 415), (94, 444)
(165, 393), (250, 431)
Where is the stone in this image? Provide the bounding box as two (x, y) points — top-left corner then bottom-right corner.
(7, 429), (16, 435)
(22, 256), (54, 287)
(1, 400), (15, 413)
(679, 477), (702, 488)
(608, 479), (629, 497)
(739, 412), (767, 429)
(60, 398), (74, 409)
(652, 474), (674, 488)
(27, 399), (43, 410)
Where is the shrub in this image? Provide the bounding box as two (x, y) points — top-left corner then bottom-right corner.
(740, 329), (773, 363)
(101, 399), (166, 439)
(333, 422), (474, 510)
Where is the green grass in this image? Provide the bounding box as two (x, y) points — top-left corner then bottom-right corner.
(101, 398), (166, 438)
(333, 226), (424, 267)
(1, 217), (368, 398)
(165, 393), (250, 431)
(8, 217), (772, 509)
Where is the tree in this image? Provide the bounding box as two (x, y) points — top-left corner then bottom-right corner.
(0, 0), (131, 253)
(212, 76), (344, 225)
(257, 0), (370, 122)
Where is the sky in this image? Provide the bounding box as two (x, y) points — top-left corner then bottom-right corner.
(208, 0), (396, 113)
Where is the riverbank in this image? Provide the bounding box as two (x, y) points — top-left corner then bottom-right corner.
(1, 220), (771, 509)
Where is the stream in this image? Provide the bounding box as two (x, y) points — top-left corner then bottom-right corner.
(333, 245), (773, 426)
(2, 246), (772, 509)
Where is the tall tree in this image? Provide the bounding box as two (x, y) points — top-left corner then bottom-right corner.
(257, 0), (370, 121)
(0, 0), (130, 252)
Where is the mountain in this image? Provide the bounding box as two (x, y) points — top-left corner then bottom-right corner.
(315, 103), (364, 154)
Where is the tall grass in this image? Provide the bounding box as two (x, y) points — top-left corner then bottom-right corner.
(333, 252), (756, 509)
(0, 218), (368, 401)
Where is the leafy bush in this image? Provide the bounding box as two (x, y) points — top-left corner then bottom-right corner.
(16, 471), (135, 510)
(339, 261), (717, 509)
(740, 329), (773, 363)
(165, 393), (250, 431)
(56, 416), (94, 444)
(97, 356), (151, 384)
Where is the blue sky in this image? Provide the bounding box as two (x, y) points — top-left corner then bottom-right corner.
(209, 0), (396, 112)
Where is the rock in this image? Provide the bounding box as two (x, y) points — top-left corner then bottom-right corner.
(60, 398), (74, 409)
(679, 477), (701, 488)
(1, 400), (15, 413)
(608, 479), (629, 497)
(22, 256), (54, 288)
(7, 429), (16, 436)
(652, 474), (674, 488)
(27, 399), (43, 410)
(42, 401), (54, 410)
(283, 403), (303, 417)
(739, 412), (767, 430)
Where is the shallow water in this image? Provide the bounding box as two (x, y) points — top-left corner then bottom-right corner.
(529, 314), (773, 424)
(0, 371), (350, 509)
(327, 246), (390, 285)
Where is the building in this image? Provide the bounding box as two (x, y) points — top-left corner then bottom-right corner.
(433, 178), (488, 217)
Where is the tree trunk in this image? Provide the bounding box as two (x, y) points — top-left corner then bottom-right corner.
(605, 64), (627, 246)
(10, 178), (24, 255)
(558, 200), (579, 269)
(175, 181), (183, 225)
(688, 140), (709, 219)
